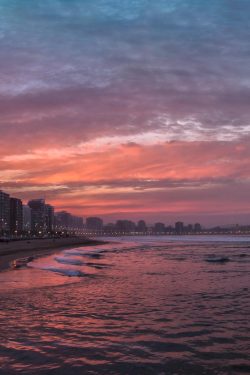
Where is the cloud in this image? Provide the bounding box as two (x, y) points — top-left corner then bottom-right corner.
(1, 137), (249, 195)
(1, 0), (250, 223)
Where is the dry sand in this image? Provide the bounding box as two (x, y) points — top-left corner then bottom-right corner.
(0, 237), (106, 272)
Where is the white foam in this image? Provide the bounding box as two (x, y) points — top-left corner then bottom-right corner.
(55, 257), (85, 266)
(40, 266), (86, 277)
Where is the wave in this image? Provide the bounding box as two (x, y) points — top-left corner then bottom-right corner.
(55, 257), (85, 266)
(205, 256), (230, 263)
(54, 256), (111, 269)
(40, 266), (86, 277)
(85, 262), (110, 269)
(64, 250), (104, 259)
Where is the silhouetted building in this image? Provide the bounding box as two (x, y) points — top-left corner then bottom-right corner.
(154, 222), (165, 233)
(116, 220), (136, 233)
(10, 197), (23, 235)
(186, 224), (193, 233)
(194, 223), (202, 232)
(55, 211), (72, 231)
(70, 215), (84, 231)
(165, 225), (174, 233)
(137, 220), (147, 233)
(55, 211), (83, 232)
(175, 221), (184, 234)
(103, 223), (116, 234)
(45, 204), (55, 233)
(23, 205), (32, 232)
(28, 199), (47, 234)
(86, 217), (103, 231)
(0, 190), (10, 235)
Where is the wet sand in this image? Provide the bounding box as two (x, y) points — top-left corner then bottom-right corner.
(0, 237), (106, 272)
(0, 236), (249, 374)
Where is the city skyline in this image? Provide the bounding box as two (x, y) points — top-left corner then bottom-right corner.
(1, 1), (250, 225)
(2, 188), (250, 233)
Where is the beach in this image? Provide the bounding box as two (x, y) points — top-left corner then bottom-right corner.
(0, 237), (106, 272)
(0, 235), (249, 374)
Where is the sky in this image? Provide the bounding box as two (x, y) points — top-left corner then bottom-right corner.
(0, 0), (250, 226)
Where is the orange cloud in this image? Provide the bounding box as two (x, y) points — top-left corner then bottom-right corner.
(1, 138), (250, 223)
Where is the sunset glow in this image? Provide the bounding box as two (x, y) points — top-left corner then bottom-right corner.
(1, 1), (250, 225)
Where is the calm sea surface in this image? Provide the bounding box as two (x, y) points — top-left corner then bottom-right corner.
(0, 236), (249, 375)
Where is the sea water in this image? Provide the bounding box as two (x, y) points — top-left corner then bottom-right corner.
(0, 236), (249, 375)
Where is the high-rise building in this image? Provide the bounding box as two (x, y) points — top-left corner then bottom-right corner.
(55, 211), (72, 231)
(10, 197), (23, 235)
(0, 190), (10, 235)
(116, 220), (136, 233)
(154, 222), (165, 233)
(45, 204), (55, 233)
(175, 221), (184, 234)
(28, 199), (47, 234)
(55, 211), (84, 233)
(103, 223), (116, 234)
(23, 205), (32, 232)
(86, 217), (103, 232)
(194, 223), (202, 232)
(137, 220), (147, 233)
(71, 215), (84, 231)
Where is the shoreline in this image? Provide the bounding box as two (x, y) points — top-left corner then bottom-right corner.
(0, 237), (108, 272)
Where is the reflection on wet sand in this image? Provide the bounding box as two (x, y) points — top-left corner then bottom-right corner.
(0, 236), (249, 375)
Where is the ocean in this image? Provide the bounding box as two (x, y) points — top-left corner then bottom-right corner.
(0, 236), (249, 375)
